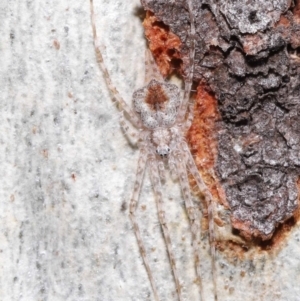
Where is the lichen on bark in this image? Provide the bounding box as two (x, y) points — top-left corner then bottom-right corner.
(141, 0), (300, 240)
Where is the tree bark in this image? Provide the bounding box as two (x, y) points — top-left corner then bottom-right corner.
(141, 0), (300, 241)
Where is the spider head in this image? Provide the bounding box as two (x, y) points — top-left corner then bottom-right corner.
(152, 129), (171, 158)
(156, 146), (171, 158)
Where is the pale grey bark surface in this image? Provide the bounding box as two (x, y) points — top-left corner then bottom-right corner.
(0, 1), (300, 301)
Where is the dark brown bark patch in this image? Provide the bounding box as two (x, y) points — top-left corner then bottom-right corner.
(141, 0), (300, 240)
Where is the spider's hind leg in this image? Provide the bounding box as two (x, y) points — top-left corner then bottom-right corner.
(144, 49), (164, 84)
(176, 0), (196, 123)
(119, 112), (140, 145)
(89, 0), (142, 128)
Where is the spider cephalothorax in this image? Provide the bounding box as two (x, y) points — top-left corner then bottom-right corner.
(151, 128), (172, 158)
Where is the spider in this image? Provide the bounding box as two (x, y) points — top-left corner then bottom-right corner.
(90, 0), (217, 300)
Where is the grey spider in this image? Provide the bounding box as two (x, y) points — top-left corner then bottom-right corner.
(90, 0), (217, 300)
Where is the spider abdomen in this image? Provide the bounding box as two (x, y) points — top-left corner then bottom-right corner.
(133, 79), (181, 129)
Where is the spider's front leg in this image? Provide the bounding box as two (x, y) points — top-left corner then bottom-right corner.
(171, 150), (204, 301)
(148, 156), (183, 301)
(182, 143), (218, 301)
(129, 148), (160, 301)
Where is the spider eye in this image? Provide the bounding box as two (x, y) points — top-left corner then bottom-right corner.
(167, 148), (170, 152)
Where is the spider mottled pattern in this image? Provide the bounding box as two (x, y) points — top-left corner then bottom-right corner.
(90, 0), (217, 301)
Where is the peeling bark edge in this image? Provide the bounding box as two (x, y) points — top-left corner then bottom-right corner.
(141, 0), (300, 240)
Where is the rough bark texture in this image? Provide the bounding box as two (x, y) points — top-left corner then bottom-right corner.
(141, 0), (300, 240)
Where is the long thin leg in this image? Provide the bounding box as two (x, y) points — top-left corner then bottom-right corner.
(90, 0), (142, 128)
(119, 112), (139, 142)
(145, 49), (164, 84)
(148, 158), (183, 301)
(183, 144), (218, 301)
(176, 0), (196, 123)
(157, 161), (166, 183)
(182, 102), (195, 132)
(173, 153), (204, 301)
(129, 149), (160, 301)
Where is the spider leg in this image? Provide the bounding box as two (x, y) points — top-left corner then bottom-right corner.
(129, 148), (161, 301)
(182, 143), (218, 301)
(182, 102), (195, 132)
(176, 0), (196, 123)
(157, 160), (166, 183)
(145, 49), (164, 84)
(90, 0), (142, 128)
(148, 157), (183, 301)
(172, 152), (204, 301)
(168, 156), (178, 181)
(119, 112), (140, 144)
